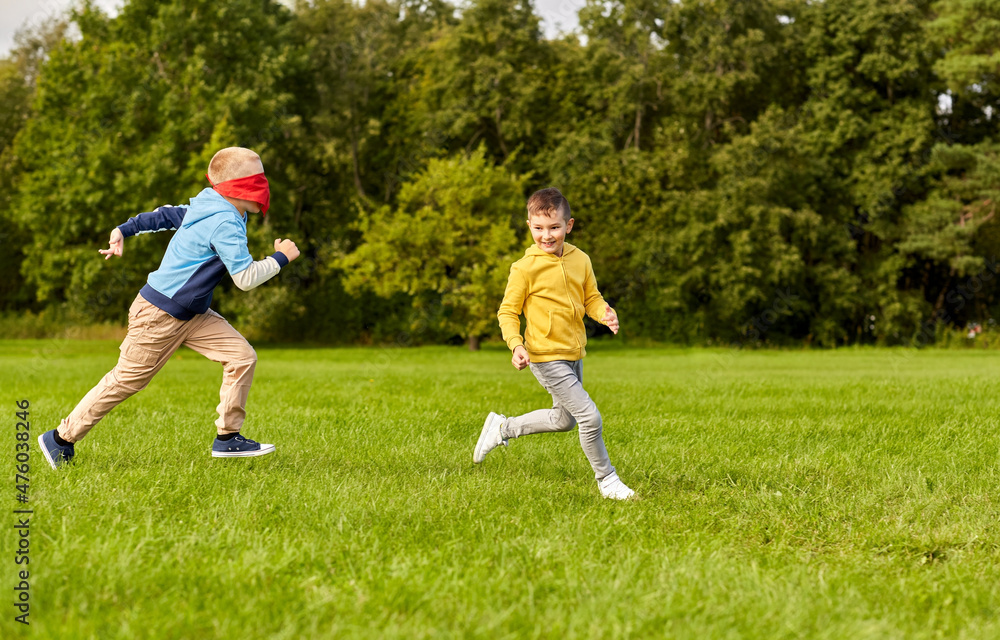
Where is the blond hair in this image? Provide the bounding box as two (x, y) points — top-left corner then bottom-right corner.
(207, 147), (264, 184)
(526, 187), (571, 221)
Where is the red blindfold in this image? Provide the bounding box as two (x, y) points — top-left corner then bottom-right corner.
(207, 172), (271, 216)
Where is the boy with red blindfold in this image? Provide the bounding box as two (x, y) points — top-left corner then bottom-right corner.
(38, 147), (300, 468)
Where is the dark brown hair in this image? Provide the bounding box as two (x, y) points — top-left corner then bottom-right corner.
(526, 187), (572, 221)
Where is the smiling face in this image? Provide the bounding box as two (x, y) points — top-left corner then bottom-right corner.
(528, 212), (574, 257)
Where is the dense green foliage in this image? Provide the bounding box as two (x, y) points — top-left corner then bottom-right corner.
(0, 0), (998, 346)
(340, 148), (529, 348)
(4, 341), (1000, 637)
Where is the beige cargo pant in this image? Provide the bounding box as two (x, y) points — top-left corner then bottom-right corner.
(57, 293), (257, 443)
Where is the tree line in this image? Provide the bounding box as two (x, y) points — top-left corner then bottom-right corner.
(0, 0), (997, 348)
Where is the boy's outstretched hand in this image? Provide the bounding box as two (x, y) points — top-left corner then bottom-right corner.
(512, 345), (530, 370)
(604, 306), (619, 334)
(99, 228), (124, 260)
(274, 238), (301, 262)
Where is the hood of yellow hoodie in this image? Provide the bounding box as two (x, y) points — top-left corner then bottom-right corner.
(524, 242), (577, 258)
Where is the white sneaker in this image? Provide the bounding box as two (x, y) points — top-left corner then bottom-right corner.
(598, 472), (635, 500)
(474, 412), (508, 463)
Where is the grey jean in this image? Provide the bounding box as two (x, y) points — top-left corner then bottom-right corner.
(502, 359), (615, 480)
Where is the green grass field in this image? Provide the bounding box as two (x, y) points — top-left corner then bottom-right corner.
(3, 340), (1000, 639)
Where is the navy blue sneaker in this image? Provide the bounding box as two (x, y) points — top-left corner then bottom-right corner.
(38, 429), (75, 469)
(211, 434), (275, 458)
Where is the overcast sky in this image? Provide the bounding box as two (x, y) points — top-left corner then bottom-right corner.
(0, 0), (586, 56)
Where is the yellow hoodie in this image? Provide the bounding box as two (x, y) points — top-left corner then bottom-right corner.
(498, 243), (611, 362)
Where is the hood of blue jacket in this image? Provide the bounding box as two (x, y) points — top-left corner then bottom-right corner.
(181, 188), (246, 230)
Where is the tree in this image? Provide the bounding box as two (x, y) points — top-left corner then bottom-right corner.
(0, 16), (70, 311)
(404, 0), (553, 167)
(929, 0), (1000, 124)
(907, 0), (1000, 328)
(8, 0), (298, 321)
(339, 147), (527, 349)
(795, 0), (942, 343)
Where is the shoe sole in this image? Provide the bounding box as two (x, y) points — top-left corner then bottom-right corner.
(474, 413), (503, 463)
(599, 483), (636, 500)
(212, 444), (276, 458)
(601, 490), (636, 500)
(38, 434), (61, 470)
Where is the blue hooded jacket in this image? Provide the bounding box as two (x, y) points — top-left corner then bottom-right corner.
(117, 188), (288, 320)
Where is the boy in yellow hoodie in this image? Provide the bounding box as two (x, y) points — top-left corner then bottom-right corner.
(474, 188), (634, 499)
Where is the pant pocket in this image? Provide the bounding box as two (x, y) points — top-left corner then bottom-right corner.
(529, 361), (566, 390)
(119, 342), (159, 366)
(127, 295), (146, 320)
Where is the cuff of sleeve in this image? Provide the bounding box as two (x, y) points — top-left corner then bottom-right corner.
(117, 222), (135, 238)
(270, 251), (289, 268)
(506, 336), (524, 351)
